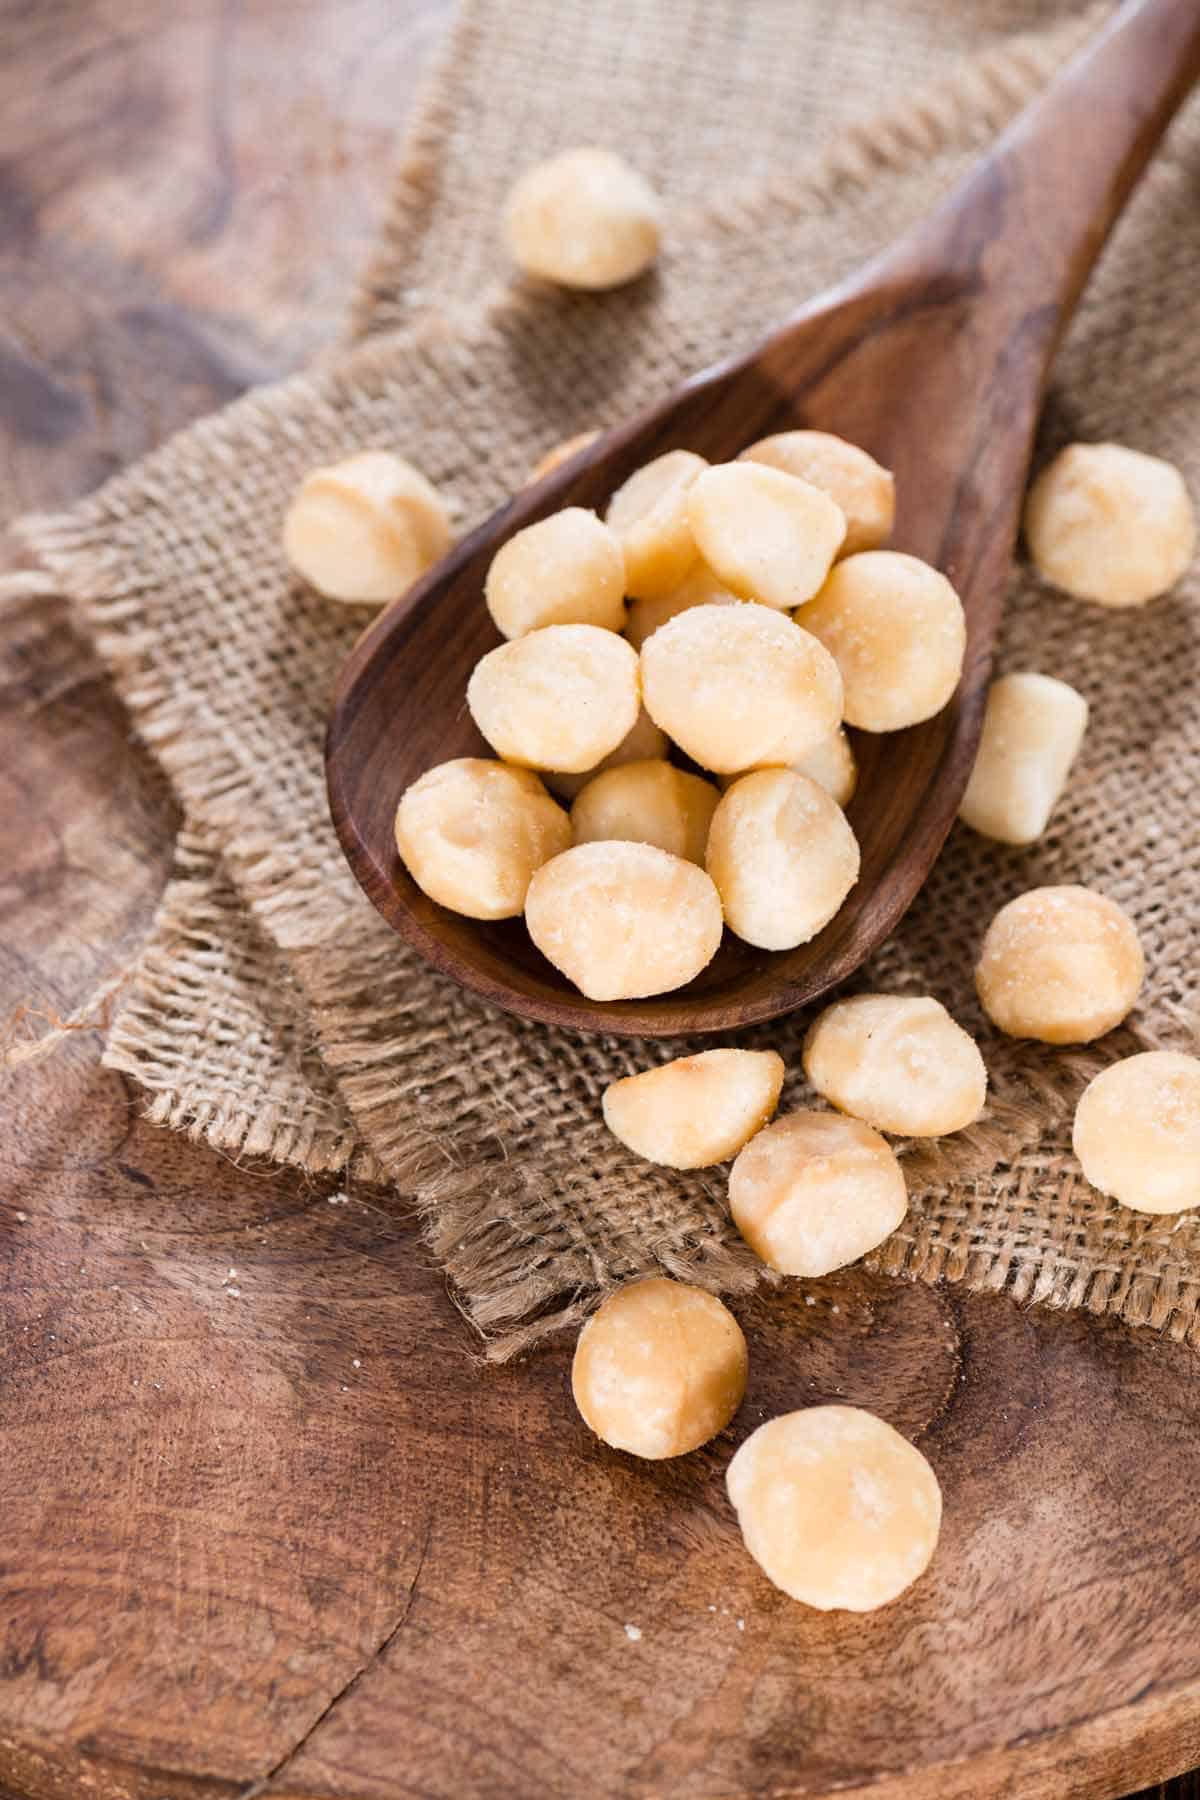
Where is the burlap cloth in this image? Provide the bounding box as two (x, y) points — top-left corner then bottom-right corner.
(13, 0), (1200, 1357)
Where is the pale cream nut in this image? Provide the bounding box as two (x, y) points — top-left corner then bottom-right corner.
(467, 624), (640, 773)
(640, 604), (843, 775)
(706, 770), (859, 951)
(572, 1277), (747, 1459)
(505, 148), (661, 291)
(800, 550), (966, 731)
(740, 431), (895, 558)
(975, 885), (1144, 1044)
(485, 508), (626, 638)
(602, 1048), (785, 1169)
(571, 760), (720, 865)
(687, 462), (846, 609)
(525, 840), (723, 1001)
(803, 994), (987, 1138)
(1024, 442), (1196, 608)
(1073, 1052), (1200, 1215)
(717, 728), (858, 809)
(542, 706), (668, 802)
(728, 1111), (907, 1277)
(726, 1406), (942, 1611)
(624, 562), (740, 651)
(282, 449), (450, 605)
(606, 450), (708, 599)
(959, 671), (1088, 846)
(527, 430), (601, 484)
(393, 759), (571, 920)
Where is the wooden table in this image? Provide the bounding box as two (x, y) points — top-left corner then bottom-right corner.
(1, 5), (1199, 1797)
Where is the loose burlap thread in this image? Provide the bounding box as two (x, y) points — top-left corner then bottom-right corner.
(14, 0), (1200, 1356)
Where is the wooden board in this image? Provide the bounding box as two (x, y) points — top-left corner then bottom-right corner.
(1, 6), (1199, 1798)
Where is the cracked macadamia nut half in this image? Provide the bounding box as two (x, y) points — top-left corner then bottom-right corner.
(959, 671), (1088, 846)
(975, 886), (1144, 1044)
(706, 769), (859, 951)
(686, 462), (846, 609)
(1073, 1052), (1200, 1215)
(602, 1048), (785, 1170)
(803, 994), (987, 1138)
(467, 624), (640, 773)
(605, 450), (708, 599)
(394, 759), (571, 919)
(505, 149), (661, 290)
(570, 760), (720, 866)
(283, 450), (450, 605)
(739, 430), (895, 557)
(1023, 442), (1196, 608)
(572, 1277), (747, 1459)
(485, 508), (626, 638)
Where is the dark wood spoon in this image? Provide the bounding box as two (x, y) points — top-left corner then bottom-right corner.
(327, 0), (1200, 1038)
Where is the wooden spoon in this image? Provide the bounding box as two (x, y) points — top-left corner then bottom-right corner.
(327, 0), (1200, 1038)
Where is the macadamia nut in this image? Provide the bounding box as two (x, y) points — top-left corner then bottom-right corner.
(525, 840), (723, 1000)
(640, 605), (843, 775)
(485, 508), (625, 638)
(603, 1048), (785, 1169)
(1073, 1052), (1200, 1214)
(505, 148), (661, 290)
(800, 550), (966, 731)
(528, 430), (600, 484)
(726, 1407), (941, 1611)
(803, 994), (987, 1137)
(728, 1110), (907, 1276)
(706, 770), (859, 951)
(467, 624), (639, 772)
(624, 563), (740, 651)
(606, 451), (707, 599)
(1024, 442), (1196, 608)
(959, 671), (1088, 845)
(572, 1277), (747, 1459)
(720, 728), (857, 808)
(976, 885), (1144, 1044)
(542, 706), (668, 802)
(283, 450), (450, 605)
(687, 462), (846, 609)
(740, 431), (895, 557)
(571, 760), (719, 865)
(394, 759), (570, 919)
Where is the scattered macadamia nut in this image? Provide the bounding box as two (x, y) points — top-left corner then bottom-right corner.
(624, 563), (740, 651)
(505, 148), (661, 290)
(394, 759), (570, 919)
(687, 462), (846, 609)
(606, 451), (707, 599)
(959, 671), (1088, 845)
(975, 885), (1144, 1044)
(728, 1111), (907, 1276)
(485, 508), (625, 638)
(542, 706), (668, 802)
(1073, 1052), (1200, 1215)
(640, 605), (843, 775)
(571, 760), (719, 865)
(1024, 442), (1196, 608)
(603, 1048), (785, 1169)
(803, 994), (987, 1137)
(740, 431), (895, 557)
(283, 450), (450, 604)
(572, 1277), (747, 1459)
(706, 770), (859, 951)
(467, 624), (639, 773)
(528, 430), (601, 484)
(800, 550), (966, 731)
(525, 840), (723, 1000)
(726, 1407), (941, 1611)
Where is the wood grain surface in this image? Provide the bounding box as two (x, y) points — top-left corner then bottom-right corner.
(2, 5), (1200, 1799)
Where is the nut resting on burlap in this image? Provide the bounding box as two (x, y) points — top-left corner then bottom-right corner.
(12, 0), (1200, 1356)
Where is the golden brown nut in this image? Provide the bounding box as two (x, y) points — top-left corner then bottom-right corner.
(542, 706), (668, 802)
(706, 770), (859, 951)
(728, 1110), (907, 1276)
(570, 760), (719, 865)
(394, 759), (570, 919)
(467, 624), (640, 772)
(740, 431), (895, 556)
(1073, 1052), (1200, 1214)
(803, 994), (987, 1137)
(624, 562), (740, 651)
(1024, 442), (1196, 608)
(686, 462), (846, 608)
(959, 671), (1088, 845)
(572, 1277), (747, 1459)
(282, 450), (450, 604)
(602, 1048), (785, 1169)
(485, 508), (626, 638)
(605, 451), (708, 599)
(975, 885), (1144, 1044)
(505, 149), (661, 290)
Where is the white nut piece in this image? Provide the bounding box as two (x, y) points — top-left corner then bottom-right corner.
(527, 430), (600, 484)
(975, 885), (1144, 1044)
(800, 550), (966, 731)
(959, 671), (1088, 846)
(726, 1407), (942, 1612)
(719, 727), (858, 809)
(640, 605), (843, 775)
(606, 450), (707, 599)
(728, 1111), (907, 1277)
(525, 840), (723, 1000)
(505, 148), (661, 291)
(485, 508), (626, 638)
(467, 624), (639, 773)
(624, 562), (740, 651)
(1073, 1052), (1200, 1215)
(571, 760), (719, 866)
(572, 1277), (747, 1459)
(542, 706), (668, 802)
(283, 450), (450, 605)
(706, 770), (859, 951)
(602, 1048), (786, 1169)
(393, 759), (571, 919)
(687, 462), (846, 609)
(1024, 442), (1196, 608)
(803, 994), (987, 1138)
(740, 431), (895, 557)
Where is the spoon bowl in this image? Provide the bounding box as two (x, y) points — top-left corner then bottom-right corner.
(327, 0), (1200, 1036)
